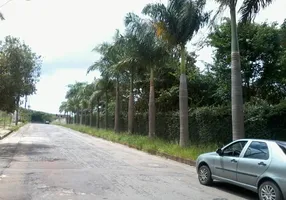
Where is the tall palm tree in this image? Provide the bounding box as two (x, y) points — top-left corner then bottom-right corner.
(124, 12), (169, 138)
(66, 82), (86, 124)
(90, 76), (114, 130)
(213, 0), (275, 140)
(84, 81), (97, 127)
(103, 32), (141, 134)
(89, 84), (102, 129)
(114, 34), (140, 134)
(59, 101), (68, 123)
(143, 0), (209, 146)
(65, 98), (76, 124)
(88, 35), (125, 132)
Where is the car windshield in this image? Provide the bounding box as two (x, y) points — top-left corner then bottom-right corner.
(276, 141), (286, 155)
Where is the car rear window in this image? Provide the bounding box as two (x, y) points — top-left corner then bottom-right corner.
(276, 141), (286, 155)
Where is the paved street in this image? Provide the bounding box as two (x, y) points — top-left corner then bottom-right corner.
(0, 124), (257, 200)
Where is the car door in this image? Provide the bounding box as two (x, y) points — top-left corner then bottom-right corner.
(214, 141), (248, 181)
(236, 141), (271, 186)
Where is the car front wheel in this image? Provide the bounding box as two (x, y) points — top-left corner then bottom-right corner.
(258, 181), (283, 200)
(198, 164), (213, 186)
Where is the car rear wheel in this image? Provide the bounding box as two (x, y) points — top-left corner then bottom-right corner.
(198, 165), (213, 186)
(258, 181), (283, 200)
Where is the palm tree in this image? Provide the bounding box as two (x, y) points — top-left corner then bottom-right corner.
(88, 35), (125, 132)
(66, 82), (86, 124)
(83, 81), (97, 127)
(87, 76), (114, 130)
(212, 0), (275, 140)
(59, 101), (68, 123)
(124, 12), (169, 138)
(94, 32), (141, 134)
(89, 84), (102, 129)
(143, 0), (209, 146)
(67, 99), (77, 124)
(114, 34), (140, 134)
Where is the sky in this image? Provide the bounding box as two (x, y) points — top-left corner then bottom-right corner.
(0, 0), (285, 114)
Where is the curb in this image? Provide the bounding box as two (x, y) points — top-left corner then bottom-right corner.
(0, 130), (13, 140)
(125, 144), (196, 166)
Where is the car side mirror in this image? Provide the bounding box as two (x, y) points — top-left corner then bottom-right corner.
(216, 148), (222, 156)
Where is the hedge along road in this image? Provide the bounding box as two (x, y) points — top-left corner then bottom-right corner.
(0, 124), (257, 200)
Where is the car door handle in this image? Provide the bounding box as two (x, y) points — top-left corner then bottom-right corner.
(231, 159), (237, 163)
(258, 162), (266, 166)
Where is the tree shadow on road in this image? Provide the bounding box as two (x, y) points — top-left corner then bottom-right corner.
(211, 181), (258, 200)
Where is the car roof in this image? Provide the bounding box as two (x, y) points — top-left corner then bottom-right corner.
(235, 138), (286, 144)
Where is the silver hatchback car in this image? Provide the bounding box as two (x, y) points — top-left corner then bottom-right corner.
(196, 139), (286, 200)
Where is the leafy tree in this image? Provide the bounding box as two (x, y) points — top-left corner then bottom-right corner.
(208, 19), (286, 104)
(0, 36), (41, 125)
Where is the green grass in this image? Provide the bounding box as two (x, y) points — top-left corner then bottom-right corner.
(56, 124), (218, 161)
(0, 111), (11, 128)
(10, 122), (26, 131)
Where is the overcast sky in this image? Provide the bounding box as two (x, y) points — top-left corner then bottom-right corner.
(0, 0), (285, 114)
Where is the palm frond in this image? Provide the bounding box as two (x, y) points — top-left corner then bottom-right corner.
(87, 61), (104, 74)
(239, 0), (273, 22)
(142, 3), (167, 22)
(0, 12), (4, 20)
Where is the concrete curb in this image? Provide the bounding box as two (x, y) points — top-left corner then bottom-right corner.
(0, 130), (13, 140)
(125, 144), (196, 166)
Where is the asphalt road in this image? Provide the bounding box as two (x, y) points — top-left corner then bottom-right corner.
(0, 124), (258, 200)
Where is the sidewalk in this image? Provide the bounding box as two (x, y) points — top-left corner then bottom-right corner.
(0, 127), (12, 140)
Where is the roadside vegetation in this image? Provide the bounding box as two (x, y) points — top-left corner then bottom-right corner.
(58, 0), (286, 160)
(58, 124), (218, 160)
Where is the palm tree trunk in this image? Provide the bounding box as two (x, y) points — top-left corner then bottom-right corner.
(114, 76), (120, 133)
(230, 1), (245, 140)
(179, 45), (189, 147)
(105, 92), (108, 130)
(65, 112), (67, 124)
(148, 67), (155, 138)
(77, 110), (80, 124)
(3, 112), (6, 128)
(128, 67), (134, 134)
(73, 112), (75, 124)
(89, 107), (93, 127)
(83, 110), (86, 125)
(15, 95), (20, 126)
(80, 109), (83, 125)
(24, 95), (27, 109)
(97, 99), (100, 129)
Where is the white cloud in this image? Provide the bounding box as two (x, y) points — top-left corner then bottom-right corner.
(0, 0), (285, 113)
